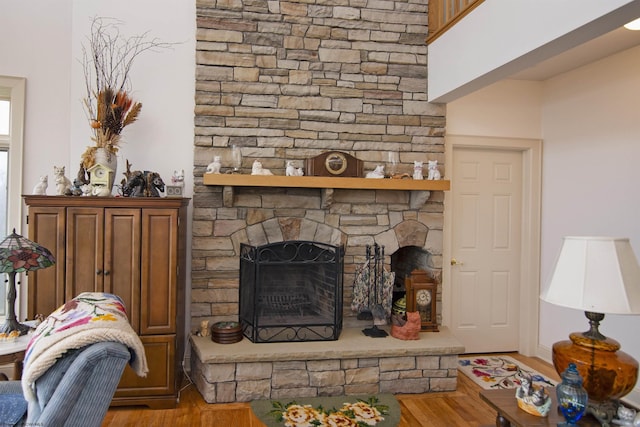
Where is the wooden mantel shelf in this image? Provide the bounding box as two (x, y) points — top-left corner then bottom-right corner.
(203, 173), (451, 191)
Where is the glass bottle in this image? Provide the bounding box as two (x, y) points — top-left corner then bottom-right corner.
(556, 362), (588, 426)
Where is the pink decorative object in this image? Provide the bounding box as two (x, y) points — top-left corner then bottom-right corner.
(390, 311), (421, 340)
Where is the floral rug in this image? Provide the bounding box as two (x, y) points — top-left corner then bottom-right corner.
(458, 355), (557, 390)
(250, 394), (400, 427)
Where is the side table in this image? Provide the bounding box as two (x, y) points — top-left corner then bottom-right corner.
(0, 334), (30, 380)
(479, 388), (601, 427)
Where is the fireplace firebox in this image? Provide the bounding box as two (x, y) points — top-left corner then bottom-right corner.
(239, 241), (344, 343)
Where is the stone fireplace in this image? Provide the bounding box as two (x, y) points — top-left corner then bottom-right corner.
(189, 0), (460, 404)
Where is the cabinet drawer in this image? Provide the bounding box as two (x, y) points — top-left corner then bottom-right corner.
(115, 335), (176, 397)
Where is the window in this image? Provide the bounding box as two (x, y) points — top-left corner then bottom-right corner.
(0, 77), (26, 318)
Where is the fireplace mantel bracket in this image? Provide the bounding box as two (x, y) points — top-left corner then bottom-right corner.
(203, 174), (450, 208)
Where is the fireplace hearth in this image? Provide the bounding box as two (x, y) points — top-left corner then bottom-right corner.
(239, 241), (344, 343)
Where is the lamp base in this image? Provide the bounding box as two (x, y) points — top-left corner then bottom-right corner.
(0, 319), (31, 336)
(552, 334), (638, 402)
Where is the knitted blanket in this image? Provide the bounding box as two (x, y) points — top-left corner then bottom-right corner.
(22, 292), (148, 400)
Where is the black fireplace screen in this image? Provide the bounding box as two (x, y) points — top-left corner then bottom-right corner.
(239, 241), (344, 343)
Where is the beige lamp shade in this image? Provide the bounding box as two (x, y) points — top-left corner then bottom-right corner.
(541, 236), (640, 315)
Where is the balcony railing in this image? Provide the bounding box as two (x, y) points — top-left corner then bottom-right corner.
(427, 0), (484, 44)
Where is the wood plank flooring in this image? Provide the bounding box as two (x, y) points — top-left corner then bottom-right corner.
(102, 353), (560, 427)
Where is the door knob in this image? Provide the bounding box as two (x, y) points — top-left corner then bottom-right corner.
(450, 258), (463, 266)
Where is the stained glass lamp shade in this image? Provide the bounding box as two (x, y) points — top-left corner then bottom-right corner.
(0, 229), (55, 335)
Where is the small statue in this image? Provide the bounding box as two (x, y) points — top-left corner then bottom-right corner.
(515, 370), (551, 417)
(32, 175), (48, 195)
(427, 160), (441, 180)
(91, 184), (111, 197)
(81, 184), (92, 196)
(171, 169), (185, 186)
(413, 161), (423, 180)
(144, 171), (165, 197)
(365, 165), (385, 179)
(285, 161), (296, 176)
(613, 404), (640, 426)
(198, 320), (210, 337)
(76, 163), (89, 186)
(251, 160), (273, 175)
(206, 156), (221, 174)
(53, 165), (72, 195)
(286, 161), (304, 177)
(69, 178), (84, 196)
(390, 311), (421, 340)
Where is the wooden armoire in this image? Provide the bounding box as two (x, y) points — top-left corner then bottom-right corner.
(23, 195), (189, 409)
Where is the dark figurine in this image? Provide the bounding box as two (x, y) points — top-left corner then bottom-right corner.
(122, 170), (165, 197)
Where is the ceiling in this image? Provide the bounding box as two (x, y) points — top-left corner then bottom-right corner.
(509, 26), (640, 81)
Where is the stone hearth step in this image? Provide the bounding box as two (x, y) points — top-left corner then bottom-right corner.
(190, 326), (465, 403)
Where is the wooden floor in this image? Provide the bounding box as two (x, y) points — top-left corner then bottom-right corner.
(102, 353), (560, 427)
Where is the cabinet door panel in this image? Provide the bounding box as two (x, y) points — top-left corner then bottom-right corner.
(115, 334), (175, 396)
(66, 208), (104, 300)
(27, 207), (66, 318)
(140, 209), (178, 334)
(104, 209), (141, 332)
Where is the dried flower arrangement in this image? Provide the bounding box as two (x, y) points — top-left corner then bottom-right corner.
(80, 17), (170, 169)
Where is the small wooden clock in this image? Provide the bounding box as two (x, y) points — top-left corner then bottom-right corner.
(305, 151), (363, 177)
(405, 270), (438, 332)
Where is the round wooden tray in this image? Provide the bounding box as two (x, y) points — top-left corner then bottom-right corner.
(211, 321), (243, 344)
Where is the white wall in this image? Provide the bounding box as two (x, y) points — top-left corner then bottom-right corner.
(539, 46), (640, 406)
(447, 46), (640, 405)
(0, 0), (196, 331)
(428, 0), (640, 102)
(0, 1), (73, 198)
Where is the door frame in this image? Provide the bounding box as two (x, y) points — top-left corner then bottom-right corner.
(443, 135), (542, 356)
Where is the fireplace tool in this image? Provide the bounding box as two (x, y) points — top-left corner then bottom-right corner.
(362, 244), (390, 338)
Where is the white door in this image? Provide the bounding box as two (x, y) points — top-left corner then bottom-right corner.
(449, 146), (523, 353)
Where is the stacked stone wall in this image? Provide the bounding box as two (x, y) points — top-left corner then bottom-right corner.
(192, 0), (445, 332)
(191, 351), (459, 403)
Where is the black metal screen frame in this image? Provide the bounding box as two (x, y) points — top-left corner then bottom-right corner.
(239, 240), (344, 343)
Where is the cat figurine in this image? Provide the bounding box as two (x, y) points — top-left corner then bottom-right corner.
(365, 165), (385, 178)
(32, 175), (48, 195)
(285, 161), (296, 176)
(427, 160), (441, 180)
(251, 160), (273, 175)
(206, 156), (221, 174)
(53, 165), (72, 195)
(172, 169), (185, 186)
(413, 161), (423, 180)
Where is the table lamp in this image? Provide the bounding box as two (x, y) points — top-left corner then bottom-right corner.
(541, 236), (640, 425)
(0, 228), (55, 335)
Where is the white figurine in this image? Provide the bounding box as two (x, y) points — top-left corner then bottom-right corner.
(285, 162), (304, 176)
(251, 160), (273, 175)
(32, 175), (48, 195)
(53, 166), (72, 195)
(172, 169), (185, 186)
(427, 160), (441, 180)
(286, 161), (296, 176)
(413, 161), (423, 180)
(206, 156), (221, 174)
(613, 404), (640, 426)
(81, 184), (92, 196)
(91, 184), (111, 197)
(365, 165), (385, 179)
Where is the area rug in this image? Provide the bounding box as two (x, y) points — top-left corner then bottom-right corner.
(458, 355), (557, 390)
(250, 393), (400, 427)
